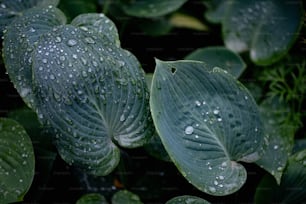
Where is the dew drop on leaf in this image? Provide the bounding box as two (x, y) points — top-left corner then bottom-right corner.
(185, 126), (194, 135)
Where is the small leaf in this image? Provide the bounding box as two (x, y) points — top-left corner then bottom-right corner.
(150, 59), (266, 196)
(185, 46), (246, 78)
(2, 6), (66, 108)
(71, 13), (120, 47)
(111, 190), (143, 204)
(166, 195), (211, 204)
(255, 149), (306, 203)
(32, 24), (153, 176)
(0, 118), (35, 203)
(0, 0), (59, 35)
(76, 193), (108, 204)
(256, 99), (295, 184)
(119, 0), (188, 18)
(169, 13), (209, 31)
(221, 0), (304, 65)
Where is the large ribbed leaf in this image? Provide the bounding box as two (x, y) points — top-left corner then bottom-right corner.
(185, 46), (246, 78)
(0, 118), (35, 203)
(119, 0), (188, 18)
(71, 13), (120, 47)
(32, 24), (152, 176)
(2, 6), (66, 108)
(205, 0), (304, 65)
(255, 149), (306, 203)
(0, 0), (59, 35)
(150, 60), (266, 196)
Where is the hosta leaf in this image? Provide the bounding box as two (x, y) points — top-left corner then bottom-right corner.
(71, 13), (120, 47)
(256, 99), (295, 184)
(166, 195), (210, 204)
(222, 0), (304, 65)
(255, 149), (306, 203)
(119, 0), (188, 18)
(111, 190), (143, 204)
(204, 0), (230, 24)
(185, 46), (246, 78)
(150, 59), (265, 196)
(0, 118), (35, 203)
(0, 0), (59, 34)
(76, 193), (108, 204)
(32, 24), (152, 176)
(2, 6), (66, 108)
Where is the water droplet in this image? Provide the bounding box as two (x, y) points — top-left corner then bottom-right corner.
(84, 37), (95, 44)
(42, 59), (48, 64)
(273, 145), (279, 150)
(55, 36), (62, 43)
(209, 186), (216, 193)
(244, 96), (248, 100)
(30, 27), (36, 32)
(219, 175), (224, 180)
(50, 74), (55, 80)
(214, 180), (218, 185)
(120, 114), (125, 122)
(213, 109), (220, 115)
(67, 39), (77, 46)
(185, 126), (194, 135)
(19, 179), (23, 183)
(60, 56), (65, 61)
(195, 100), (201, 106)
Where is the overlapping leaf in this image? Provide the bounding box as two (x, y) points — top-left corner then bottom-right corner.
(205, 0), (304, 65)
(150, 60), (266, 195)
(2, 6), (66, 108)
(166, 195), (210, 204)
(0, 118), (35, 203)
(185, 46), (246, 78)
(119, 0), (188, 18)
(0, 0), (59, 35)
(32, 22), (152, 175)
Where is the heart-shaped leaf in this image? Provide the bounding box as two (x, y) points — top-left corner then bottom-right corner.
(111, 190), (143, 204)
(205, 0), (304, 65)
(256, 99), (295, 184)
(255, 149), (306, 203)
(185, 46), (246, 78)
(0, 118), (35, 203)
(76, 193), (108, 204)
(150, 59), (266, 195)
(0, 0), (59, 35)
(166, 195), (210, 204)
(2, 6), (66, 108)
(32, 23), (152, 176)
(71, 13), (120, 47)
(119, 0), (188, 18)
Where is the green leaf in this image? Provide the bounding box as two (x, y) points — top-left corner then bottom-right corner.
(111, 190), (143, 204)
(221, 0), (304, 65)
(185, 46), (246, 78)
(32, 24), (153, 176)
(150, 59), (266, 196)
(256, 99), (295, 184)
(169, 13), (209, 31)
(71, 13), (120, 47)
(292, 139), (306, 154)
(119, 0), (188, 18)
(204, 0), (230, 24)
(2, 6), (66, 108)
(76, 193), (108, 204)
(0, 118), (35, 203)
(0, 0), (59, 35)
(166, 195), (210, 204)
(255, 149), (306, 203)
